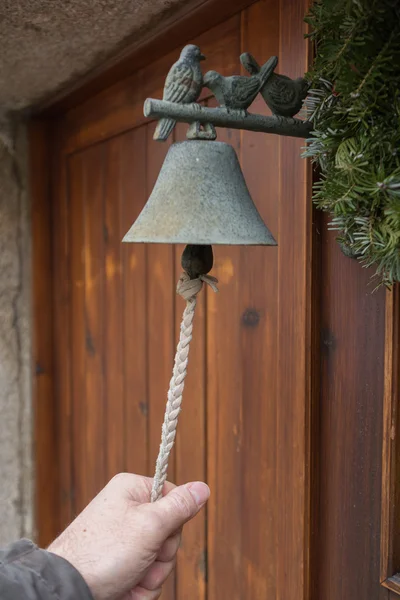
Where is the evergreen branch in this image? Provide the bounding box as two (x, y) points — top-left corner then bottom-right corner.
(304, 0), (400, 287)
(353, 33), (394, 98)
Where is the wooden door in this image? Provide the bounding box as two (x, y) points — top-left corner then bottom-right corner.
(34, 1), (313, 599)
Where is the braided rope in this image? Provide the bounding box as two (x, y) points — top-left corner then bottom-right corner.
(151, 271), (218, 502)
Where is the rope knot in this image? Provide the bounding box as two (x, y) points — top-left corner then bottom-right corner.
(177, 272), (219, 301)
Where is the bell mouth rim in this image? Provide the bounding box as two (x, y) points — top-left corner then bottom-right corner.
(122, 239), (278, 246)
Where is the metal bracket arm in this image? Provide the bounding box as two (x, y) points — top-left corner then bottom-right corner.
(144, 98), (312, 139)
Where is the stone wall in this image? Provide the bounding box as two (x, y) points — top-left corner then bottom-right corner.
(0, 118), (33, 545)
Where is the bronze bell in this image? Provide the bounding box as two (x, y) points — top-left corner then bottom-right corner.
(123, 140), (276, 246)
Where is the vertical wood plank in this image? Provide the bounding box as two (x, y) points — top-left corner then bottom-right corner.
(207, 97), (243, 600)
(381, 288), (396, 581)
(390, 288), (400, 574)
(51, 125), (73, 535)
(31, 120), (58, 546)
(82, 143), (107, 499)
(315, 219), (386, 600)
(239, 1), (281, 596)
(120, 127), (149, 477)
(381, 286), (400, 583)
(104, 137), (125, 479)
(276, 0), (312, 597)
(69, 151), (88, 516)
(146, 122), (175, 600)
(174, 123), (207, 600)
(309, 193), (322, 600)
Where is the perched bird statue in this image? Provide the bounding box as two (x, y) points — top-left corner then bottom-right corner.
(203, 55), (277, 116)
(154, 44), (205, 141)
(240, 52), (309, 118)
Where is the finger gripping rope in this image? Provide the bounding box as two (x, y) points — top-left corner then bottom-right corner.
(150, 272), (218, 502)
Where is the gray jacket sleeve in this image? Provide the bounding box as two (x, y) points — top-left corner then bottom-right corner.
(0, 539), (93, 600)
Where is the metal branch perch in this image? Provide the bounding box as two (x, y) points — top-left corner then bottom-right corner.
(144, 98), (313, 139)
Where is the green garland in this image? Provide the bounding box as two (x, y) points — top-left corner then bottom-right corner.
(303, 0), (400, 286)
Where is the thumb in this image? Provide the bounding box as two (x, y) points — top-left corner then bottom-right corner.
(148, 482), (210, 539)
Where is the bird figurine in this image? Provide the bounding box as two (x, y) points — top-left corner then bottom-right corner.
(240, 52), (309, 118)
(154, 44), (205, 141)
(203, 55), (277, 116)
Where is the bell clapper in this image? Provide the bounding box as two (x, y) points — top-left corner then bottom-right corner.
(181, 244), (214, 279)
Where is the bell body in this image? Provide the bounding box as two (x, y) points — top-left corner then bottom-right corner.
(123, 140), (276, 246)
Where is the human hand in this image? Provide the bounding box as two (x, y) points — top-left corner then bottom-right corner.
(48, 473), (210, 600)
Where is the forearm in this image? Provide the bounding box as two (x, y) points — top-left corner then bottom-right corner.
(0, 539), (93, 600)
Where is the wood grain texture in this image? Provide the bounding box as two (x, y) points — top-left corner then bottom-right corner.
(120, 128), (149, 477)
(381, 285), (400, 589)
(51, 126), (74, 535)
(82, 144), (107, 501)
(31, 120), (59, 547)
(276, 0), (313, 597)
(308, 181), (322, 600)
(69, 151), (89, 516)
(239, 1), (281, 597)
(104, 138), (125, 480)
(315, 217), (386, 600)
